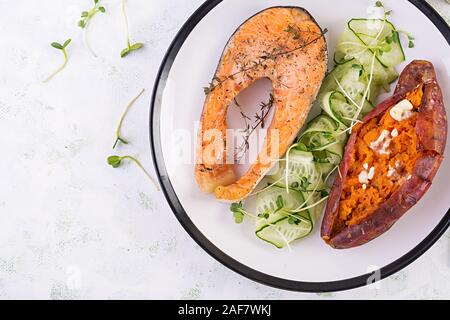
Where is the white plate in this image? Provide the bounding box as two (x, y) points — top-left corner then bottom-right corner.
(151, 0), (450, 292)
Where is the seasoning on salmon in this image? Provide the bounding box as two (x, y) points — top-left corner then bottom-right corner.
(194, 7), (328, 201)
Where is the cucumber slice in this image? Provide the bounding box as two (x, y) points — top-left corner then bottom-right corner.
(307, 114), (339, 133)
(322, 91), (350, 124)
(348, 19), (405, 68)
(255, 187), (312, 249)
(315, 161), (335, 176)
(313, 143), (343, 168)
(317, 60), (356, 103)
(298, 130), (336, 151)
(256, 214), (312, 249)
(334, 27), (371, 67)
(267, 150), (321, 189)
(318, 60), (379, 108)
(333, 27), (394, 94)
(303, 190), (326, 226)
(384, 66), (399, 84)
(340, 66), (367, 99)
(323, 91), (373, 126)
(255, 186), (304, 223)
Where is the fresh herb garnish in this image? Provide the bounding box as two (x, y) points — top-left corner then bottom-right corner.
(120, 0), (143, 58)
(43, 39), (72, 83)
(113, 88), (145, 149)
(234, 94), (275, 163)
(203, 29), (328, 95)
(405, 33), (415, 48)
(320, 189), (330, 198)
(230, 202), (247, 224)
(296, 142), (308, 152)
(299, 177), (311, 192)
(285, 24), (325, 41)
(375, 2), (414, 49)
(291, 182), (300, 189)
(275, 195), (284, 211)
(258, 211), (270, 219)
(78, 0), (106, 57)
(288, 215), (301, 225)
(107, 155), (160, 191)
(78, 0), (106, 29)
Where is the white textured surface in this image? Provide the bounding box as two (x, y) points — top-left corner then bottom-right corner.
(0, 0), (448, 299)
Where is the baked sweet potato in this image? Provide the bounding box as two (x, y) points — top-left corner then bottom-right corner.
(321, 60), (447, 249)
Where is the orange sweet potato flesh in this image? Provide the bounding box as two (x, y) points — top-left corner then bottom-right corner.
(321, 60), (447, 249)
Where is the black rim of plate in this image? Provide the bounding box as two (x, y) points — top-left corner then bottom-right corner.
(150, 0), (450, 293)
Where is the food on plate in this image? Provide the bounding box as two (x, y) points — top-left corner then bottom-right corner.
(321, 60), (447, 249)
(194, 7), (328, 200)
(226, 2), (414, 249)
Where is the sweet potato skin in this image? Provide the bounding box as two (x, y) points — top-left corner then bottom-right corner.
(321, 60), (448, 249)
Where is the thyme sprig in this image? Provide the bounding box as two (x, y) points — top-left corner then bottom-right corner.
(284, 24), (323, 40)
(203, 29), (328, 95)
(234, 94), (275, 163)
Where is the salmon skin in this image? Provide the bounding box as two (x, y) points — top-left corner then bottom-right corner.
(195, 7), (328, 202)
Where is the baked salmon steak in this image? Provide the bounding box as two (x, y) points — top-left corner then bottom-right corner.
(195, 7), (328, 201)
(321, 60), (447, 249)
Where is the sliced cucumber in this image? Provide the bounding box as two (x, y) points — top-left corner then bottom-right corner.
(313, 144), (343, 168)
(322, 91), (349, 124)
(340, 65), (367, 98)
(318, 60), (378, 108)
(317, 60), (358, 103)
(302, 190), (326, 226)
(256, 214), (312, 249)
(307, 114), (339, 133)
(255, 187), (312, 249)
(348, 19), (405, 68)
(323, 91), (373, 126)
(334, 27), (371, 68)
(333, 26), (396, 94)
(255, 186), (303, 223)
(357, 49), (397, 92)
(267, 150), (321, 189)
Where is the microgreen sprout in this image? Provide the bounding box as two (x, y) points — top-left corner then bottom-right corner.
(288, 215), (302, 225)
(230, 202), (255, 224)
(43, 39), (72, 83)
(78, 0), (106, 57)
(113, 88), (145, 149)
(120, 0), (144, 58)
(107, 155), (160, 191)
(396, 30), (415, 48)
(78, 0), (106, 29)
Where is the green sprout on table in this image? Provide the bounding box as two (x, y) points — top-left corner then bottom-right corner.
(120, 0), (144, 58)
(43, 39), (72, 83)
(78, 0), (106, 57)
(113, 88), (145, 149)
(78, 0), (106, 29)
(107, 155), (160, 191)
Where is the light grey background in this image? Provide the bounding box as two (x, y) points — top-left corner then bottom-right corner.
(0, 0), (448, 299)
